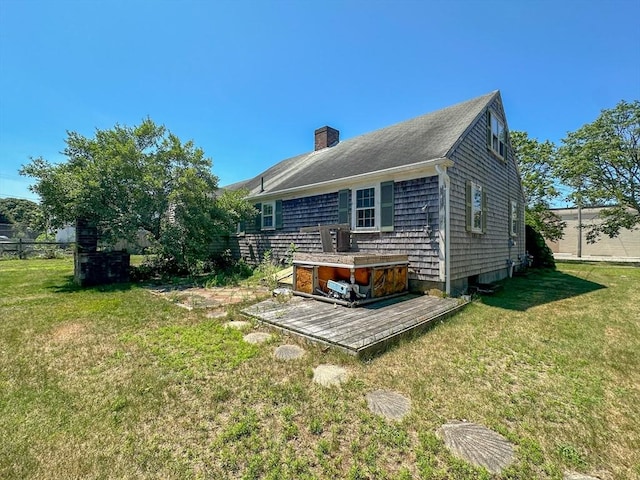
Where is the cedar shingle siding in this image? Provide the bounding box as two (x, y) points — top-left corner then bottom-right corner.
(447, 95), (525, 288)
(230, 177), (441, 281)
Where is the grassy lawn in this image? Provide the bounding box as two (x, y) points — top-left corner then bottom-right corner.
(1, 259), (638, 479)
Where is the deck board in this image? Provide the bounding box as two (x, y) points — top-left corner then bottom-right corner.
(243, 294), (466, 357)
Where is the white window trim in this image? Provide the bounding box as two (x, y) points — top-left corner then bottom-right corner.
(471, 182), (484, 234)
(261, 201), (275, 230)
(351, 184), (380, 232)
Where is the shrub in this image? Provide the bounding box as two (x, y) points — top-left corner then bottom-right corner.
(526, 225), (556, 269)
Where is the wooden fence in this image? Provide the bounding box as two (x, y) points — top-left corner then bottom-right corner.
(0, 240), (75, 259)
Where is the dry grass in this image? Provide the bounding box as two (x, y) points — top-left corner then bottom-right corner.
(1, 258), (638, 479)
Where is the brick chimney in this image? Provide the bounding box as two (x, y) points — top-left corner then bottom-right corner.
(314, 126), (339, 151)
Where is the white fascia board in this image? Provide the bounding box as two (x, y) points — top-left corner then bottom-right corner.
(247, 157), (454, 202)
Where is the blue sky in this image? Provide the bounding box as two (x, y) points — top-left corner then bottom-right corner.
(1, 0), (639, 203)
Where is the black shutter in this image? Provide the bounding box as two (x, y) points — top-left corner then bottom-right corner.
(380, 181), (394, 231)
(465, 181), (472, 232)
(338, 189), (350, 225)
(275, 200), (283, 229)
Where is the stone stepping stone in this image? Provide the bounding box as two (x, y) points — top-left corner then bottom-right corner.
(274, 344), (305, 360)
(243, 332), (272, 344)
(223, 320), (251, 330)
(206, 310), (226, 319)
(366, 390), (411, 421)
(437, 420), (514, 474)
(564, 473), (600, 480)
(312, 364), (348, 387)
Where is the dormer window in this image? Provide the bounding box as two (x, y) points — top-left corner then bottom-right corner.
(488, 110), (506, 159)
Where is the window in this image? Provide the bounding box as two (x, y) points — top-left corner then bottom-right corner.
(466, 181), (486, 234)
(510, 200), (518, 237)
(355, 187), (375, 228)
(345, 182), (394, 231)
(487, 110), (506, 159)
(262, 201), (274, 229)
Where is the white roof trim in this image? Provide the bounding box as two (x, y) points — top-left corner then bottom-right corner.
(248, 157), (454, 201)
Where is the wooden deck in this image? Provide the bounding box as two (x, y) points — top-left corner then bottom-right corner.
(242, 294), (466, 357)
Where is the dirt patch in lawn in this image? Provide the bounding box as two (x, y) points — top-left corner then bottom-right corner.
(146, 284), (270, 313)
(50, 322), (88, 343)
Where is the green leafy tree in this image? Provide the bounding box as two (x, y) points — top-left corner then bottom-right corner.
(510, 131), (565, 241)
(556, 100), (640, 242)
(21, 118), (255, 270)
(0, 197), (44, 239)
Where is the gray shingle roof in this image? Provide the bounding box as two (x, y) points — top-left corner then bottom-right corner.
(229, 91), (498, 197)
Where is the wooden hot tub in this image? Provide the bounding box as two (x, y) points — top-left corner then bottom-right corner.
(292, 252), (409, 307)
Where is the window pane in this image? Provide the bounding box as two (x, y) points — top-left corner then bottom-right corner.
(356, 188), (375, 208)
(356, 206), (375, 228)
(262, 203), (274, 228)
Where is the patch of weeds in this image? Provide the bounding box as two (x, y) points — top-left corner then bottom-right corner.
(110, 395), (129, 413)
(363, 443), (379, 467)
(265, 380), (309, 406)
(376, 421), (410, 449)
(347, 463), (367, 480)
(249, 250), (280, 290)
(518, 437), (544, 465)
(211, 385), (232, 402)
(283, 422), (299, 441)
(556, 443), (586, 468)
(282, 450), (313, 479)
(316, 438), (331, 457)
(281, 405), (296, 422)
(394, 467), (413, 480)
(244, 453), (265, 480)
(448, 456), (491, 479)
(219, 408), (259, 443)
(309, 417), (324, 435)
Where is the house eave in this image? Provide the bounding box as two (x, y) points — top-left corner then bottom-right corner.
(247, 157), (454, 201)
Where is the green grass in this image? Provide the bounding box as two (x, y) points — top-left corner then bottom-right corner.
(1, 258), (638, 479)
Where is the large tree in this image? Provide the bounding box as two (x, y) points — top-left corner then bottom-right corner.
(21, 118), (255, 270)
(556, 100), (640, 242)
(510, 131), (565, 241)
(0, 197), (44, 239)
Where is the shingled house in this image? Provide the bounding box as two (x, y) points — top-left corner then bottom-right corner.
(226, 91), (526, 296)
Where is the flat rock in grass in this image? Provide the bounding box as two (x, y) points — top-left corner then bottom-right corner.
(366, 390), (411, 421)
(564, 473), (601, 480)
(206, 310), (226, 319)
(223, 320), (251, 330)
(243, 332), (272, 344)
(313, 364), (348, 387)
(437, 420), (514, 474)
(274, 344), (305, 360)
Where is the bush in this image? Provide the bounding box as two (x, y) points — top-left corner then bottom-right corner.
(526, 225), (556, 269)
(130, 251), (254, 285)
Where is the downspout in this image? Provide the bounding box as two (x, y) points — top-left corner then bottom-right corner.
(436, 164), (451, 296)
